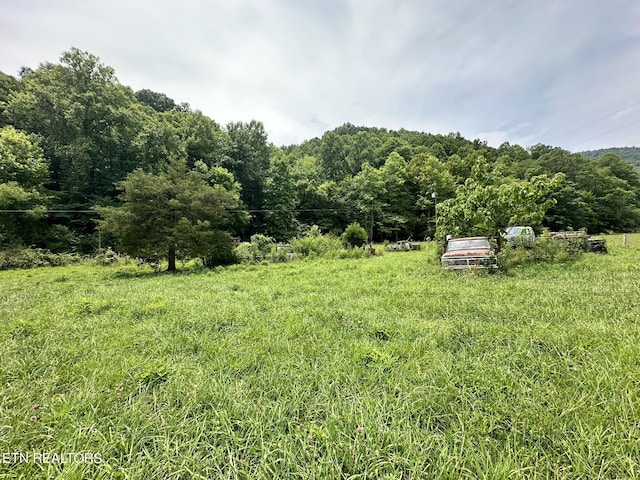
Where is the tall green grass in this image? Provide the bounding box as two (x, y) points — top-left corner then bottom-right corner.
(1, 235), (639, 478)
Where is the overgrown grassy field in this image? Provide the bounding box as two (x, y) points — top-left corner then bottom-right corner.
(1, 235), (639, 479)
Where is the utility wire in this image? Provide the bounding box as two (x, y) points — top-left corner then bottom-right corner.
(0, 208), (351, 214)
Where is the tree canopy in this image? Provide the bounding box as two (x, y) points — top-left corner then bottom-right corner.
(97, 160), (241, 271)
(0, 126), (51, 248)
(2, 48), (640, 263)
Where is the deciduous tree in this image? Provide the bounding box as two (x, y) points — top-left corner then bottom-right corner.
(437, 162), (564, 247)
(263, 148), (297, 241)
(0, 126), (50, 247)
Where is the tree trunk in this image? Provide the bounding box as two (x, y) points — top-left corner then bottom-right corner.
(369, 207), (374, 242)
(167, 242), (176, 272)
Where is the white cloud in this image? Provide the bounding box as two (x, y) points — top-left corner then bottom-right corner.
(1, 0), (639, 150)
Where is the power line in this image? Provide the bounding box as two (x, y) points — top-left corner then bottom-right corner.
(229, 208), (347, 213)
(0, 209), (98, 213)
(0, 208), (352, 214)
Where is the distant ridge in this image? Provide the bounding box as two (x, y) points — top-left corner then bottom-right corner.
(579, 147), (640, 170)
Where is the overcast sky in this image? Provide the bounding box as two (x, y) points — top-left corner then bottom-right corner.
(2, 0), (639, 151)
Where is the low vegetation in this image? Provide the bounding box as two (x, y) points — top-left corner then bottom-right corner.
(497, 236), (586, 270)
(1, 235), (639, 478)
(0, 248), (83, 270)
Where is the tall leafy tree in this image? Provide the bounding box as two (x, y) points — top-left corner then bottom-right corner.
(0, 126), (50, 247)
(134, 89), (177, 112)
(7, 48), (145, 209)
(544, 184), (597, 231)
(163, 110), (230, 169)
(97, 160), (243, 271)
(0, 71), (20, 127)
(346, 163), (386, 241)
(437, 159), (564, 245)
(319, 131), (349, 181)
(379, 152), (414, 239)
(346, 131), (379, 175)
(373, 136), (413, 167)
(263, 148), (297, 241)
(224, 120), (270, 232)
(598, 153), (640, 189)
(408, 152), (455, 237)
(535, 148), (640, 231)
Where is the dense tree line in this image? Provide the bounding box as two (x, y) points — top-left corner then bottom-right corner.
(1, 49), (640, 265)
(580, 147), (640, 171)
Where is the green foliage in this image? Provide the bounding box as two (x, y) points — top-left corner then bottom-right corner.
(290, 227), (342, 258)
(341, 222), (368, 248)
(201, 230), (237, 267)
(580, 146), (640, 170)
(378, 152), (414, 238)
(319, 131), (348, 181)
(0, 126), (48, 186)
(92, 248), (131, 266)
(163, 109), (229, 169)
(134, 88), (177, 112)
(98, 160), (242, 271)
(0, 126), (51, 248)
(7, 48), (144, 207)
(233, 234), (276, 263)
(0, 248), (82, 270)
(295, 179), (344, 235)
(224, 120), (270, 230)
(3, 49), (640, 256)
(497, 238), (583, 270)
(347, 163), (387, 241)
(408, 152), (455, 205)
(0, 70), (20, 126)
(437, 159), (564, 242)
(536, 149), (640, 232)
(263, 148), (297, 241)
(333, 246), (371, 259)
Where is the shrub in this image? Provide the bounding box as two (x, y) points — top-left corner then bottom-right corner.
(202, 231), (237, 267)
(291, 230), (342, 258)
(233, 242), (255, 263)
(498, 237), (583, 270)
(250, 234), (276, 260)
(0, 248), (83, 270)
(341, 222), (368, 248)
(93, 248), (131, 266)
(233, 234), (276, 263)
(270, 247), (294, 263)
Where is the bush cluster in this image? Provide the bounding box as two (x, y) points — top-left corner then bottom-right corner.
(291, 231), (342, 258)
(0, 248), (83, 270)
(233, 234), (277, 263)
(498, 237), (583, 270)
(92, 248), (133, 266)
(233, 226), (374, 264)
(341, 222), (368, 248)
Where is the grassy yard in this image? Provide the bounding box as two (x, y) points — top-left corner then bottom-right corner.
(1, 235), (639, 479)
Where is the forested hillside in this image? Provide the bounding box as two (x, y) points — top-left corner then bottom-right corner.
(580, 147), (640, 170)
(2, 49), (640, 262)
